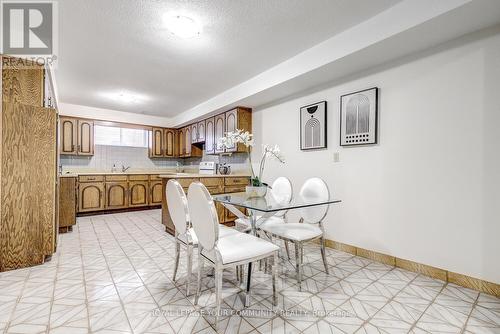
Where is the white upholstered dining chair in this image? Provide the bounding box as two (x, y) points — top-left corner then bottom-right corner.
(260, 177), (330, 290)
(166, 179), (238, 296)
(188, 182), (280, 326)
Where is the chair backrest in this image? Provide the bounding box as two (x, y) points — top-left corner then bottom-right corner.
(166, 179), (190, 235)
(187, 182), (219, 250)
(298, 178), (330, 224)
(271, 177), (293, 217)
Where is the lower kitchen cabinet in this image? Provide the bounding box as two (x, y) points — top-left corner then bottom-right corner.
(59, 177), (76, 231)
(105, 182), (128, 209)
(79, 182), (105, 212)
(150, 181), (163, 205)
(129, 181), (149, 207)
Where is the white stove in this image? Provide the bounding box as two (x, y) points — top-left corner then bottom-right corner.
(199, 161), (217, 175)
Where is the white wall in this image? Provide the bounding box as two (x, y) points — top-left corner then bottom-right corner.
(59, 103), (173, 128)
(252, 29), (500, 283)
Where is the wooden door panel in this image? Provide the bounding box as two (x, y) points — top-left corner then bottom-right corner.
(60, 117), (77, 155)
(205, 117), (215, 154)
(79, 182), (104, 212)
(214, 114), (225, 154)
(178, 128), (185, 157)
(185, 127), (191, 156)
(191, 124), (198, 143)
(197, 120), (206, 142)
(151, 127), (163, 157)
(225, 110), (237, 152)
(105, 182), (128, 209)
(129, 181), (149, 207)
(78, 120), (94, 155)
(150, 181), (163, 205)
(165, 129), (175, 157)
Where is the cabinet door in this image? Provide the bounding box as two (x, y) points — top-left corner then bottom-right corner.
(164, 129), (176, 157)
(214, 114), (225, 154)
(79, 182), (104, 212)
(60, 117), (77, 155)
(150, 181), (163, 205)
(151, 127), (164, 157)
(77, 120), (94, 156)
(178, 128), (185, 157)
(197, 120), (206, 143)
(185, 127), (192, 156)
(225, 109), (238, 152)
(105, 182), (128, 209)
(129, 181), (149, 207)
(59, 177), (76, 227)
(205, 117), (215, 154)
(191, 124), (198, 143)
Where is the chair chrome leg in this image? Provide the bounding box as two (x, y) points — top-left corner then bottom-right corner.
(284, 241), (291, 260)
(194, 250), (204, 305)
(320, 236), (329, 275)
(186, 244), (193, 296)
(245, 262), (252, 307)
(214, 267), (223, 328)
(272, 253), (278, 307)
(294, 242), (302, 291)
(173, 240), (180, 282)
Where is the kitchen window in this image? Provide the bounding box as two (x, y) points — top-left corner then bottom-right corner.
(94, 125), (148, 148)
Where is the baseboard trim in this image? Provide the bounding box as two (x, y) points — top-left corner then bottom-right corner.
(323, 239), (500, 297)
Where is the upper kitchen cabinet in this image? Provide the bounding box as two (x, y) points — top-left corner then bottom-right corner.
(205, 117), (215, 154)
(164, 129), (177, 157)
(59, 117), (94, 156)
(149, 127), (178, 158)
(150, 127), (164, 157)
(60, 117), (77, 155)
(197, 120), (206, 143)
(225, 107), (252, 153)
(78, 119), (94, 155)
(214, 113), (226, 154)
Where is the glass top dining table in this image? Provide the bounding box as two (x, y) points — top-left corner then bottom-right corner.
(212, 192), (341, 234)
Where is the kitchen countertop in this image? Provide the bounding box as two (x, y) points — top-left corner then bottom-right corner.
(59, 171), (250, 178)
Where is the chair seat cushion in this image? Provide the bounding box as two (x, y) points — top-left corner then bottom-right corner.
(260, 222), (322, 241)
(202, 232), (279, 264)
(179, 225), (238, 245)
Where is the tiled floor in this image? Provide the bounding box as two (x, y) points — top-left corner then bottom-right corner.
(0, 210), (499, 334)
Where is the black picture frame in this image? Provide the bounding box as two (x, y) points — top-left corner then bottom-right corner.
(300, 101), (327, 151)
(340, 87), (378, 147)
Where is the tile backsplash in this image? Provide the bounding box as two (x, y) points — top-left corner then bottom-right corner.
(60, 145), (250, 173)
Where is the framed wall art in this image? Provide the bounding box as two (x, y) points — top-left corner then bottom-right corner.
(300, 101), (327, 150)
(340, 87), (378, 146)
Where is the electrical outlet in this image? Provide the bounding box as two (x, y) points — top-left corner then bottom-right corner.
(333, 152), (340, 163)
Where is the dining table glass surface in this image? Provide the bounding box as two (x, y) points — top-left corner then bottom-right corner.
(212, 192), (341, 212)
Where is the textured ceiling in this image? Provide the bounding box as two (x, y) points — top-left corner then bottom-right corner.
(56, 0), (401, 117)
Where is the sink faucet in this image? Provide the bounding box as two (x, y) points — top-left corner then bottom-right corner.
(121, 165), (131, 172)
(175, 161), (183, 173)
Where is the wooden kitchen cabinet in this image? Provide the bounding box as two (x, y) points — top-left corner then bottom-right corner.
(205, 117), (215, 154)
(150, 127), (164, 157)
(191, 123), (198, 143)
(197, 120), (206, 143)
(79, 182), (105, 212)
(59, 177), (77, 231)
(60, 117), (94, 156)
(178, 128), (186, 157)
(225, 107), (252, 153)
(185, 126), (192, 156)
(129, 181), (149, 207)
(77, 119), (94, 155)
(150, 181), (163, 205)
(105, 182), (128, 209)
(60, 117), (77, 155)
(164, 129), (177, 157)
(214, 114), (226, 154)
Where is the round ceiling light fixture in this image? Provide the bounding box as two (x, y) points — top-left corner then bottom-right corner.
(164, 14), (201, 38)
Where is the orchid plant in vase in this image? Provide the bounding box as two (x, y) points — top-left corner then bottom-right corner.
(218, 129), (285, 197)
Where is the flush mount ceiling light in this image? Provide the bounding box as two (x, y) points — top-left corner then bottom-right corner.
(100, 91), (148, 104)
(164, 14), (202, 38)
